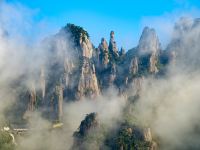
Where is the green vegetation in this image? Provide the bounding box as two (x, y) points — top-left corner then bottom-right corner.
(73, 113), (107, 149)
(0, 131), (15, 150)
(103, 95), (154, 150)
(105, 124), (152, 150)
(116, 128), (151, 150)
(63, 23), (90, 46)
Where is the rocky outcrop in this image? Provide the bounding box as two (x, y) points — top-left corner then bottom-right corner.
(49, 84), (64, 121)
(149, 53), (159, 73)
(143, 128), (158, 150)
(129, 56), (138, 75)
(52, 24), (100, 101)
(73, 113), (100, 149)
(98, 38), (109, 69)
(100, 63), (117, 88)
(109, 63), (117, 85)
(64, 58), (74, 88)
(137, 27), (161, 74)
(80, 33), (93, 59)
(97, 32), (120, 89)
(27, 83), (36, 111)
(109, 31), (118, 53)
(138, 27), (160, 55)
(77, 59), (99, 99)
(55, 85), (63, 121)
(109, 31), (119, 59)
(75, 112), (99, 137)
(62, 23), (93, 59)
(107, 124), (157, 150)
(98, 38), (109, 53)
(143, 128), (152, 142)
(40, 68), (46, 99)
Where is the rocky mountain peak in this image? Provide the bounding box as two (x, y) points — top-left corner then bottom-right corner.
(99, 38), (109, 53)
(110, 30), (115, 39)
(98, 38), (109, 69)
(75, 112), (99, 137)
(109, 30), (118, 54)
(61, 23), (93, 59)
(138, 26), (160, 54)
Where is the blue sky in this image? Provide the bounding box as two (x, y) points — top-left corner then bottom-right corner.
(6, 0), (200, 49)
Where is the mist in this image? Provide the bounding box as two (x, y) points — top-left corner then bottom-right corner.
(133, 17), (200, 149)
(1, 1), (200, 150)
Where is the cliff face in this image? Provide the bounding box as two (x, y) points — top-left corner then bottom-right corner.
(129, 56), (138, 75)
(77, 59), (99, 99)
(80, 33), (93, 59)
(20, 24), (171, 121)
(64, 59), (74, 88)
(55, 85), (64, 121)
(138, 27), (160, 74)
(149, 53), (158, 73)
(98, 38), (109, 69)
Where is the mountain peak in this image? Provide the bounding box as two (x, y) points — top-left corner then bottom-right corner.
(138, 26), (160, 54)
